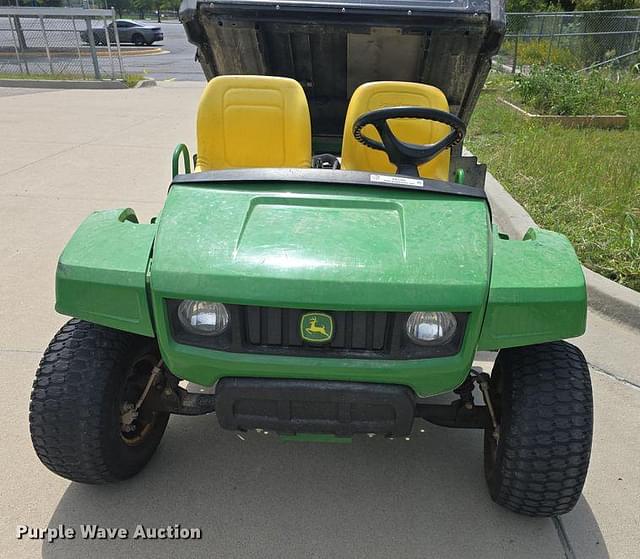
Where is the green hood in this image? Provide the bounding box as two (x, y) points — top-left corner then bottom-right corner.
(53, 180), (585, 395)
(150, 183), (491, 312)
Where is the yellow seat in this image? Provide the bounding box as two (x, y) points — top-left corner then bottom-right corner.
(341, 81), (452, 180)
(195, 75), (312, 172)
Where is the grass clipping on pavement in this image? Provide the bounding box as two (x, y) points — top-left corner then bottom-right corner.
(467, 70), (640, 291)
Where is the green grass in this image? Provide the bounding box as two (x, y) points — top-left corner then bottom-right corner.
(468, 76), (640, 291)
(0, 72), (145, 88)
(122, 74), (146, 88)
(501, 39), (581, 69)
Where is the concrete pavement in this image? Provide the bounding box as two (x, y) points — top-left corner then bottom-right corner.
(0, 83), (638, 559)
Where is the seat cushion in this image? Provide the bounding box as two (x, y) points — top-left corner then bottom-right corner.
(341, 81), (451, 180)
(196, 75), (312, 171)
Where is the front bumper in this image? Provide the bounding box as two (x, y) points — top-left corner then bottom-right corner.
(161, 376), (493, 435)
(216, 378), (416, 436)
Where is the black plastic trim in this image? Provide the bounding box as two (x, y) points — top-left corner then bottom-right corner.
(172, 168), (486, 198)
(215, 377), (416, 436)
(167, 300), (468, 360)
(200, 0), (491, 14)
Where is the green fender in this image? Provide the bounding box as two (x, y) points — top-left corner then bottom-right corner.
(478, 227), (587, 350)
(55, 208), (156, 337)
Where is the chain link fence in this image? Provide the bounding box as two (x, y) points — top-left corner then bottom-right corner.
(496, 9), (640, 73)
(0, 7), (124, 80)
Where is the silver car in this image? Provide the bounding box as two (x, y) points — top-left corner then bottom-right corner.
(81, 20), (163, 46)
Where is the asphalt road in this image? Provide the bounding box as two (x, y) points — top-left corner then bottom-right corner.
(123, 21), (205, 82)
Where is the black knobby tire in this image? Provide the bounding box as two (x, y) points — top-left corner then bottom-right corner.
(29, 319), (169, 484)
(484, 341), (593, 517)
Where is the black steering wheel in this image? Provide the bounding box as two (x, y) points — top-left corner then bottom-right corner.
(353, 107), (466, 177)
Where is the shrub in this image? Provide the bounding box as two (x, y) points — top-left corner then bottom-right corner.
(514, 66), (640, 117)
(509, 39), (581, 69)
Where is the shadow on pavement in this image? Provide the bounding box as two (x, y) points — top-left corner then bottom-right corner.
(562, 497), (610, 559)
(43, 411), (608, 559)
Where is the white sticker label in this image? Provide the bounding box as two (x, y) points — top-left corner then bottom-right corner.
(370, 174), (424, 187)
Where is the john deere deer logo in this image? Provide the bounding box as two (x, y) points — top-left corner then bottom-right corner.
(300, 312), (334, 343)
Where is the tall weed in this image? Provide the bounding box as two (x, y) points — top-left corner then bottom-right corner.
(515, 66), (640, 118)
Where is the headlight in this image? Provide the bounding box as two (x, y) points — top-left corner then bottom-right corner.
(177, 300), (229, 336)
(406, 312), (457, 346)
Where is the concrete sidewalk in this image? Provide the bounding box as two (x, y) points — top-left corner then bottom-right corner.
(0, 83), (638, 559)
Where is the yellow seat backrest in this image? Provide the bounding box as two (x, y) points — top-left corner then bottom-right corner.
(195, 75), (312, 172)
(341, 81), (452, 180)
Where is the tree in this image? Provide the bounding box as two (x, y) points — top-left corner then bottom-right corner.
(132, 0), (153, 19)
(506, 0), (548, 11)
(160, 0), (180, 17)
(109, 0), (132, 18)
(131, 0), (178, 22)
(575, 0), (640, 8)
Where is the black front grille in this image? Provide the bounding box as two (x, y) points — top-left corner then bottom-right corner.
(245, 307), (390, 352)
(167, 300), (467, 360)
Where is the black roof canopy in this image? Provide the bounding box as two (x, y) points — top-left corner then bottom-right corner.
(180, 0), (505, 141)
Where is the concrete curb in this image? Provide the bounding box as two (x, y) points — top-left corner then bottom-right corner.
(0, 46), (162, 58)
(499, 98), (629, 130)
(485, 171), (640, 331)
(134, 78), (157, 88)
(0, 78), (127, 89)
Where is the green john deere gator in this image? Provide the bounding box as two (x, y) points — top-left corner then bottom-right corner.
(29, 0), (593, 517)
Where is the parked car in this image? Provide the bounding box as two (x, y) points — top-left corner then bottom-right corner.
(80, 19), (163, 46)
